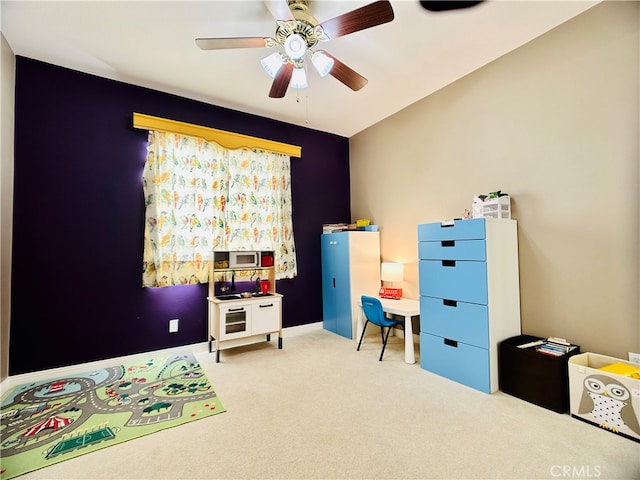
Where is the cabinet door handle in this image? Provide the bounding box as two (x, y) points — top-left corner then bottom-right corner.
(229, 307), (245, 312)
(441, 240), (455, 247)
(444, 338), (458, 348)
(332, 278), (336, 288)
(443, 299), (457, 307)
(259, 303), (274, 308)
(442, 260), (456, 267)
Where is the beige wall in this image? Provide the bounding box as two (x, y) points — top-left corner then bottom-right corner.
(1, 32), (15, 383)
(350, 1), (639, 359)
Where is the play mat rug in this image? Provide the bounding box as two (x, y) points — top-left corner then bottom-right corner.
(0, 351), (225, 480)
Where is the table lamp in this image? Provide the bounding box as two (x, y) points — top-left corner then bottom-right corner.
(380, 262), (404, 299)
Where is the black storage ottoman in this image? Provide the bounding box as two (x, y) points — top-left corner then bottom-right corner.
(499, 334), (580, 413)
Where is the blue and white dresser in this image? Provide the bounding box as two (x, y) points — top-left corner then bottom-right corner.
(418, 218), (521, 393)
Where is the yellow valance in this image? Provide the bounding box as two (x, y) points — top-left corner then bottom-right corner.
(133, 112), (301, 158)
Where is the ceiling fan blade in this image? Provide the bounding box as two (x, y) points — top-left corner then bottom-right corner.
(325, 54), (368, 91)
(195, 37), (273, 50)
(319, 0), (394, 40)
(419, 1), (484, 12)
(264, 0), (295, 21)
(269, 63), (294, 98)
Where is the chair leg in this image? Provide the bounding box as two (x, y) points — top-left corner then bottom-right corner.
(379, 325), (394, 361)
(357, 320), (369, 351)
(379, 323), (404, 361)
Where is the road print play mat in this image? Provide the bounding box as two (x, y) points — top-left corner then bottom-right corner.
(0, 351), (225, 479)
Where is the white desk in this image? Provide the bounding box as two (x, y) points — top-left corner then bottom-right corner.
(358, 297), (420, 364)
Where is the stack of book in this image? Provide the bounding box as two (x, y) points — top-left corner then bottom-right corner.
(536, 337), (578, 356)
(322, 223), (348, 234)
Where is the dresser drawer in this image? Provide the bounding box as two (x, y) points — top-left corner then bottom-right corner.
(420, 333), (491, 393)
(417, 219), (485, 242)
(419, 260), (488, 304)
(420, 296), (489, 348)
(418, 239), (486, 261)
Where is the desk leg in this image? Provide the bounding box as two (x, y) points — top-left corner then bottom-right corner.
(404, 315), (415, 364)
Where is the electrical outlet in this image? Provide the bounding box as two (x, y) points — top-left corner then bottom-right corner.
(629, 352), (640, 365)
(169, 319), (179, 333)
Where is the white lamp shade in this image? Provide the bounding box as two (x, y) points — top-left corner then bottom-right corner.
(261, 52), (284, 78)
(284, 33), (306, 60)
(381, 262), (404, 282)
(311, 50), (334, 77)
(290, 67), (308, 89)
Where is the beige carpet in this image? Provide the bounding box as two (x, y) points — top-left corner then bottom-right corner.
(11, 324), (640, 479)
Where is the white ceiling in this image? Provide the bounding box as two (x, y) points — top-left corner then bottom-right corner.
(1, 0), (599, 137)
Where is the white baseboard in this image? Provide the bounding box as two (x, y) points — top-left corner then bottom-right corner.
(281, 321), (323, 337)
(1, 322), (324, 401)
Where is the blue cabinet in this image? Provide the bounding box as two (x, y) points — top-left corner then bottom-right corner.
(418, 218), (521, 393)
(321, 232), (380, 339)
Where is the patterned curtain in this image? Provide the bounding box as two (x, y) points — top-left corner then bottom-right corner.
(225, 148), (297, 278)
(142, 131), (297, 287)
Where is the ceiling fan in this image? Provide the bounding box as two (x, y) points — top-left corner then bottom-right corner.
(195, 0), (395, 98)
(419, 1), (483, 12)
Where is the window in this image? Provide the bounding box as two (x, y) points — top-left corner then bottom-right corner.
(136, 115), (300, 287)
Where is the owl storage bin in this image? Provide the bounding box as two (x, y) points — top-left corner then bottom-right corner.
(568, 352), (640, 443)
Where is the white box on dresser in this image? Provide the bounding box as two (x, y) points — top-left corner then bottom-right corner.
(418, 218), (521, 393)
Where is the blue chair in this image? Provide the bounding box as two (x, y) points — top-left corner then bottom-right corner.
(358, 295), (405, 361)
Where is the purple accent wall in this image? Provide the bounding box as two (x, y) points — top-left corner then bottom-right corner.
(10, 57), (351, 375)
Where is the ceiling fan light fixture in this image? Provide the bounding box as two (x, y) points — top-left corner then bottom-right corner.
(284, 33), (306, 60)
(311, 50), (334, 77)
(261, 52), (284, 78)
(290, 67), (308, 89)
